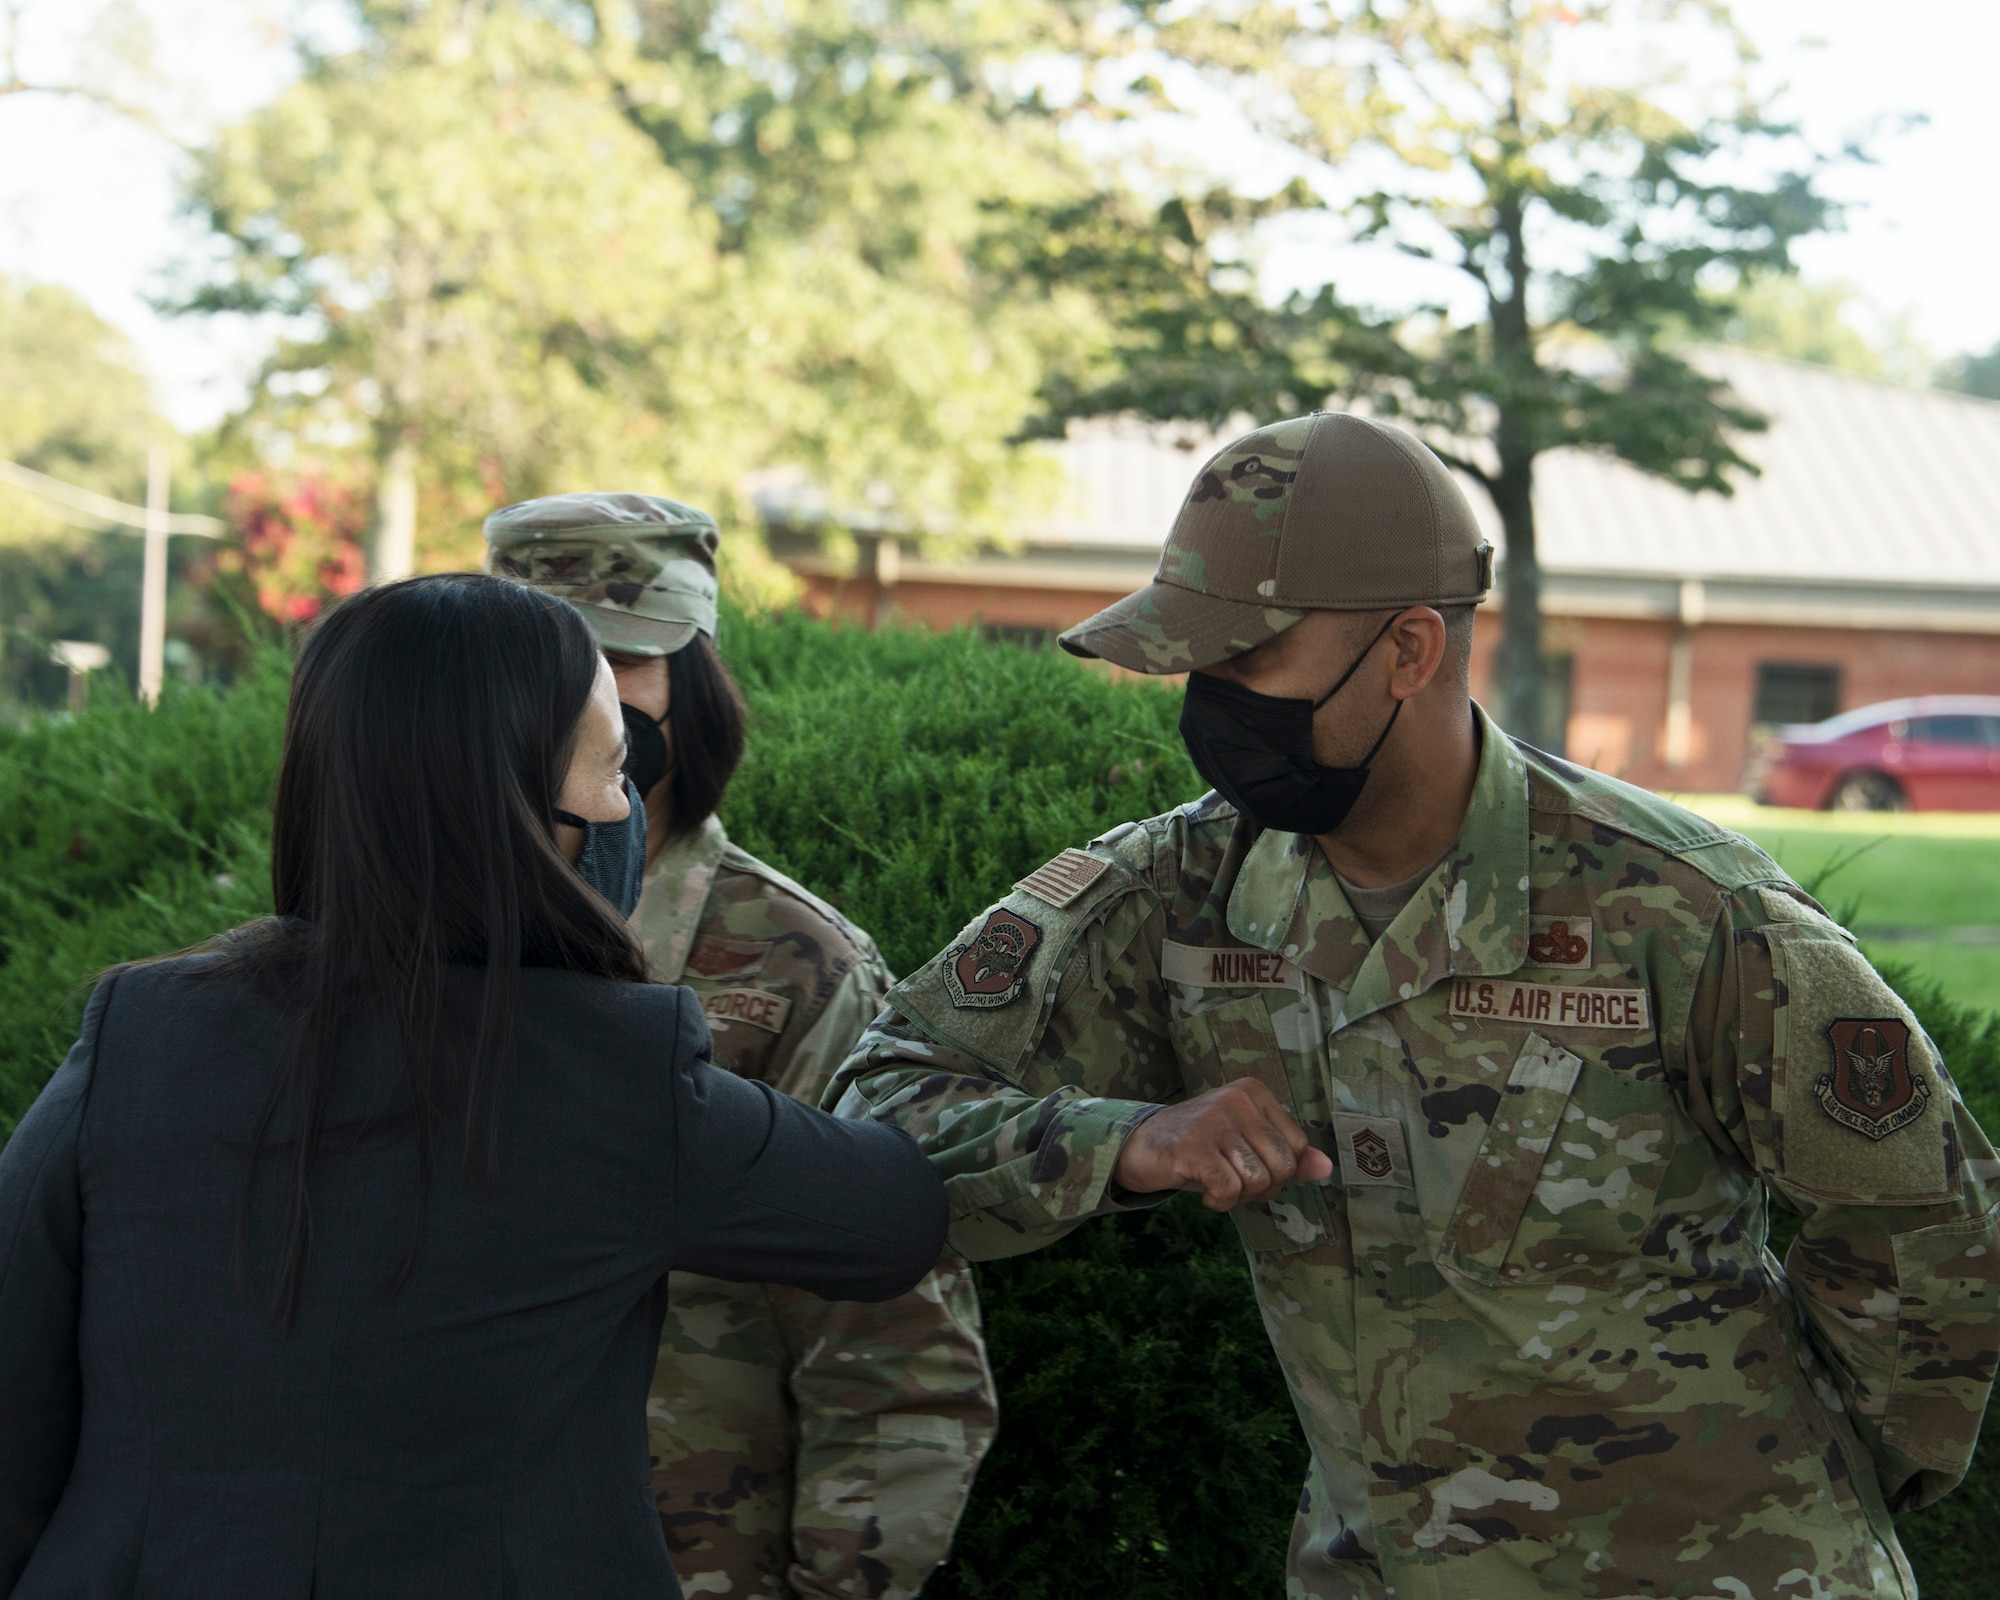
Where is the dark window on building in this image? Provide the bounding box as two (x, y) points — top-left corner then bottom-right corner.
(1540, 653), (1574, 759)
(1754, 663), (1841, 728)
(1905, 715), (1989, 745)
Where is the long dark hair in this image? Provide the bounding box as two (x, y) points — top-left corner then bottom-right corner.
(664, 633), (747, 839)
(220, 574), (647, 1331)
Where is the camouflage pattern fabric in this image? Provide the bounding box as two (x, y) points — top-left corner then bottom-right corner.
(1058, 414), (1492, 675)
(485, 491), (721, 657)
(638, 818), (997, 1599)
(829, 705), (2000, 1600)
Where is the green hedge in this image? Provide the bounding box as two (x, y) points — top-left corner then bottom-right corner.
(1, 609), (1995, 1596)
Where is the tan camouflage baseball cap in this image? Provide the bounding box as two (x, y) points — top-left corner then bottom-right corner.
(1059, 412), (1494, 674)
(484, 493), (720, 657)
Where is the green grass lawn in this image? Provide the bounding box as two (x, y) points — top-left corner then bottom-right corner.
(1669, 795), (2000, 1018)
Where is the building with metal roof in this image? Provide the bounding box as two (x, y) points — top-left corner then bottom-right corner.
(774, 347), (2000, 796)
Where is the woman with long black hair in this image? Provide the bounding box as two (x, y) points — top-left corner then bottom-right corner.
(484, 494), (997, 1600)
(0, 574), (945, 1600)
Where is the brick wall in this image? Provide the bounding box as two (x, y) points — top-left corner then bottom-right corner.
(798, 572), (2000, 798)
(1470, 615), (2000, 793)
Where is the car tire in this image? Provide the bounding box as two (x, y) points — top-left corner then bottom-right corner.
(1828, 771), (1907, 812)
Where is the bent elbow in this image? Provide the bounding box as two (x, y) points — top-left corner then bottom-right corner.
(849, 1139), (950, 1303)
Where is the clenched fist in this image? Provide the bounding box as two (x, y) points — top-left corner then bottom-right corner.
(1113, 1078), (1334, 1210)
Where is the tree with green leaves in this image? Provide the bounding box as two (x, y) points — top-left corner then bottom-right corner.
(0, 0), (170, 130)
(0, 275), (160, 522)
(183, 0), (1095, 579)
(1725, 273), (1930, 383)
(1050, 0), (1838, 749)
(0, 276), (174, 714)
(1941, 342), (2000, 403)
(573, 0), (1111, 537)
(183, 3), (739, 579)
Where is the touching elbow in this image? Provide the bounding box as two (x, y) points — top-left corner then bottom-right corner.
(850, 1139), (950, 1302)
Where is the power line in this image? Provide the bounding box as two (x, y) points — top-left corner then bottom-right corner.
(0, 457), (224, 536)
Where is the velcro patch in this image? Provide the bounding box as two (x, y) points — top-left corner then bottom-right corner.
(1526, 916), (1592, 969)
(942, 908), (1043, 1010)
(686, 936), (767, 980)
(1333, 1114), (1412, 1189)
(1016, 849), (1110, 909)
(1162, 941), (1303, 991)
(701, 987), (793, 1034)
(1772, 932), (1954, 1203)
(1449, 978), (1649, 1031)
(526, 545), (595, 585)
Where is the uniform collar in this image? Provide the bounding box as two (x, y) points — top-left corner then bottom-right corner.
(1225, 703), (1530, 1024)
(632, 813), (730, 983)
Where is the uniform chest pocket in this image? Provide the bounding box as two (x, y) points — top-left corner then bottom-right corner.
(1168, 994), (1333, 1256)
(1439, 1030), (1680, 1287)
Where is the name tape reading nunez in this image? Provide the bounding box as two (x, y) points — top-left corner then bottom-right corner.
(1162, 942), (1304, 990)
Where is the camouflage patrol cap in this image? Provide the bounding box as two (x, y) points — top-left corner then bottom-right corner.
(483, 492), (719, 657)
(1059, 413), (1494, 674)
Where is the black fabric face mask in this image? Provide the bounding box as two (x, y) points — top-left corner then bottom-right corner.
(556, 774), (649, 919)
(620, 701), (671, 799)
(1178, 618), (1401, 836)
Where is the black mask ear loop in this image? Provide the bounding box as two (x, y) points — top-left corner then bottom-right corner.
(1308, 615), (1401, 713)
(1309, 613), (1403, 769)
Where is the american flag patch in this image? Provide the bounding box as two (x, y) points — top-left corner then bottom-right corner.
(1016, 848), (1110, 909)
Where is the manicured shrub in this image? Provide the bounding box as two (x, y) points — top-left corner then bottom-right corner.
(1, 608), (1994, 1597)
(0, 652), (285, 1131)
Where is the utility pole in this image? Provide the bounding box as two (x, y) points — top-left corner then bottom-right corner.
(137, 444), (170, 706)
(0, 453), (225, 711)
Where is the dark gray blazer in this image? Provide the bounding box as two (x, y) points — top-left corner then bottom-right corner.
(0, 957), (947, 1599)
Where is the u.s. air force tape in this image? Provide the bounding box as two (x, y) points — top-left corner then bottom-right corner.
(1448, 978), (1648, 1030)
(700, 987), (794, 1034)
(1161, 941), (1303, 990)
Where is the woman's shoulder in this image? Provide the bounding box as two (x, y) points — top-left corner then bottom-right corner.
(90, 939), (273, 1014)
(519, 966), (686, 1012)
(515, 968), (697, 1057)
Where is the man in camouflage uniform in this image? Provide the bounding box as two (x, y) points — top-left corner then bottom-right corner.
(829, 415), (2000, 1599)
(487, 495), (996, 1600)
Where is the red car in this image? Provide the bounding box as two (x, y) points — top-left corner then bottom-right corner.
(1751, 696), (2000, 812)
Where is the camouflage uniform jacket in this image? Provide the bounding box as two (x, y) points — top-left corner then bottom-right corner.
(829, 708), (2000, 1600)
(638, 816), (996, 1600)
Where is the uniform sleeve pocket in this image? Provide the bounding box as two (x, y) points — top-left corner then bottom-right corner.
(1172, 996), (1332, 1256)
(1438, 1032), (1582, 1285)
(872, 1413), (975, 1579)
(1881, 1198), (2000, 1477)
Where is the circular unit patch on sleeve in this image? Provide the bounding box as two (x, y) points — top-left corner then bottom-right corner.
(1817, 1017), (1929, 1141)
(942, 908), (1043, 1010)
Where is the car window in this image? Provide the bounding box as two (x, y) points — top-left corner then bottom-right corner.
(1906, 715), (1989, 745)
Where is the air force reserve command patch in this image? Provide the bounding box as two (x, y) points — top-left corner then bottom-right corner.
(943, 908), (1042, 1009)
(1817, 1017), (1928, 1139)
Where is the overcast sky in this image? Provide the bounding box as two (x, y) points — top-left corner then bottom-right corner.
(1, 0), (1994, 433)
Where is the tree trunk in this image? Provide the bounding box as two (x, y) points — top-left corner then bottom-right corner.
(1491, 448), (1546, 751)
(1487, 173), (1546, 750)
(372, 432), (418, 583)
